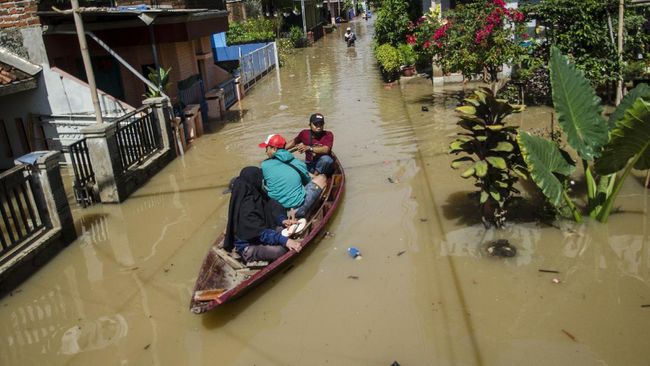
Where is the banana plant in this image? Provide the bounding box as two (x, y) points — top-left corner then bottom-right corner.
(450, 87), (526, 228)
(518, 46), (650, 222)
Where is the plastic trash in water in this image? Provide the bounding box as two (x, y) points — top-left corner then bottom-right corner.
(347, 247), (362, 259)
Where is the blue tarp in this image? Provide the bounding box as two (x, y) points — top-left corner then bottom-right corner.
(211, 32), (271, 62)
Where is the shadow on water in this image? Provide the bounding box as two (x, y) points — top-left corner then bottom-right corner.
(410, 89), (468, 107)
(441, 191), (482, 226)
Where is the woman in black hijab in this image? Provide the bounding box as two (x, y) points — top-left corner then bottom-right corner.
(224, 166), (302, 263)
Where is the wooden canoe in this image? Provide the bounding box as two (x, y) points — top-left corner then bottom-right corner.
(189, 156), (345, 313)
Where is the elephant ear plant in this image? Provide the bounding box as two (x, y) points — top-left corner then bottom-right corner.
(450, 87), (526, 228)
(517, 46), (650, 223)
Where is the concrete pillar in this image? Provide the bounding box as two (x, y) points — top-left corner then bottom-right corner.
(143, 97), (174, 154)
(82, 122), (124, 203)
(34, 151), (77, 243)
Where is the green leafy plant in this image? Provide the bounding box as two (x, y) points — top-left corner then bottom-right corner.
(522, 0), (650, 88)
(373, 0), (410, 47)
(288, 26), (306, 48)
(397, 43), (416, 66)
(517, 46), (650, 223)
(450, 87), (526, 228)
(144, 66), (171, 98)
(226, 17), (276, 45)
(428, 0), (528, 83)
(374, 43), (402, 82)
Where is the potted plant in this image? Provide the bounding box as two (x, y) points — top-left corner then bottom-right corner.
(398, 44), (417, 76)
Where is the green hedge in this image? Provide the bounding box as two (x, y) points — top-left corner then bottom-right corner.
(226, 18), (277, 44)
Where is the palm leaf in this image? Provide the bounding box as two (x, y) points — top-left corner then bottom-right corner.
(595, 97), (650, 174)
(517, 132), (575, 206)
(607, 83), (650, 130)
(549, 46), (608, 161)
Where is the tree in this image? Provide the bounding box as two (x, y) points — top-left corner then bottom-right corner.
(374, 0), (411, 46)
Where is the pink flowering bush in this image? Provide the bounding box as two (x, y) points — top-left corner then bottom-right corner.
(409, 0), (528, 83)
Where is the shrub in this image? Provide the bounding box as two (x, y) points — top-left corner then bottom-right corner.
(397, 43), (417, 66)
(276, 38), (294, 66)
(288, 26), (306, 48)
(449, 87), (526, 228)
(374, 0), (410, 46)
(429, 0), (527, 83)
(375, 43), (402, 81)
(226, 17), (276, 44)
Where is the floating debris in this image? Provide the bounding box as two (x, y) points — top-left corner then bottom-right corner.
(144, 344), (151, 350)
(539, 269), (560, 274)
(552, 278), (561, 284)
(387, 177), (399, 183)
(485, 239), (516, 257)
(421, 106), (429, 112)
(348, 247), (362, 259)
(561, 329), (577, 342)
(396, 250), (406, 256)
(347, 275), (359, 280)
(641, 304), (650, 308)
(419, 218), (428, 222)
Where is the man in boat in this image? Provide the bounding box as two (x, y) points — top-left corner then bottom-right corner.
(224, 167), (302, 263)
(285, 113), (334, 177)
(259, 134), (327, 219)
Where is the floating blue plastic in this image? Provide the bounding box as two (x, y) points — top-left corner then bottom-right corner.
(347, 247), (361, 258)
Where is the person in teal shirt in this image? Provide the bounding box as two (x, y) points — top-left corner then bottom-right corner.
(259, 134), (326, 218)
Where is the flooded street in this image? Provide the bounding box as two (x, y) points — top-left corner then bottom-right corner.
(2, 18), (650, 366)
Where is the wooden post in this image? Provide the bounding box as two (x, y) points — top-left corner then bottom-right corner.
(70, 0), (103, 123)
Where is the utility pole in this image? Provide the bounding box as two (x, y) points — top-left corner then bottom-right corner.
(70, 0), (103, 123)
(616, 0), (624, 106)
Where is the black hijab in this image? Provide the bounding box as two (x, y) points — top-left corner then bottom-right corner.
(224, 167), (282, 251)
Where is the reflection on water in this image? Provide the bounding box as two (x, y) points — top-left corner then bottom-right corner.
(60, 314), (128, 355)
(1, 18), (649, 366)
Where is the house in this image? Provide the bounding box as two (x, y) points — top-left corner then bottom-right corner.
(0, 47), (42, 170)
(0, 0), (232, 164)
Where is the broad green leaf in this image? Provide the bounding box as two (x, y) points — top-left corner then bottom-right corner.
(480, 191), (489, 204)
(491, 141), (514, 152)
(608, 83), (650, 130)
(489, 188), (501, 202)
(461, 167), (475, 178)
(595, 97), (650, 174)
(486, 124), (504, 131)
(449, 140), (467, 152)
(486, 156), (507, 170)
(549, 46), (608, 161)
(456, 106), (476, 115)
(474, 161), (488, 177)
(451, 156), (474, 169)
(464, 98), (480, 107)
(517, 132), (575, 206)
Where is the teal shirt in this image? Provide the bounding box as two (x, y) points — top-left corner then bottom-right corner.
(261, 149), (311, 209)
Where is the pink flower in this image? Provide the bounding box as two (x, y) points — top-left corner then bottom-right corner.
(493, 0), (506, 8)
(423, 40), (431, 49)
(521, 33), (529, 39)
(407, 34), (417, 45)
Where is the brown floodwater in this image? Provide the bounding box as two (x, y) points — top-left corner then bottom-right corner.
(2, 19), (650, 366)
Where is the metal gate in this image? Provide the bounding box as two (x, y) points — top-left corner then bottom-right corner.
(68, 138), (96, 208)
